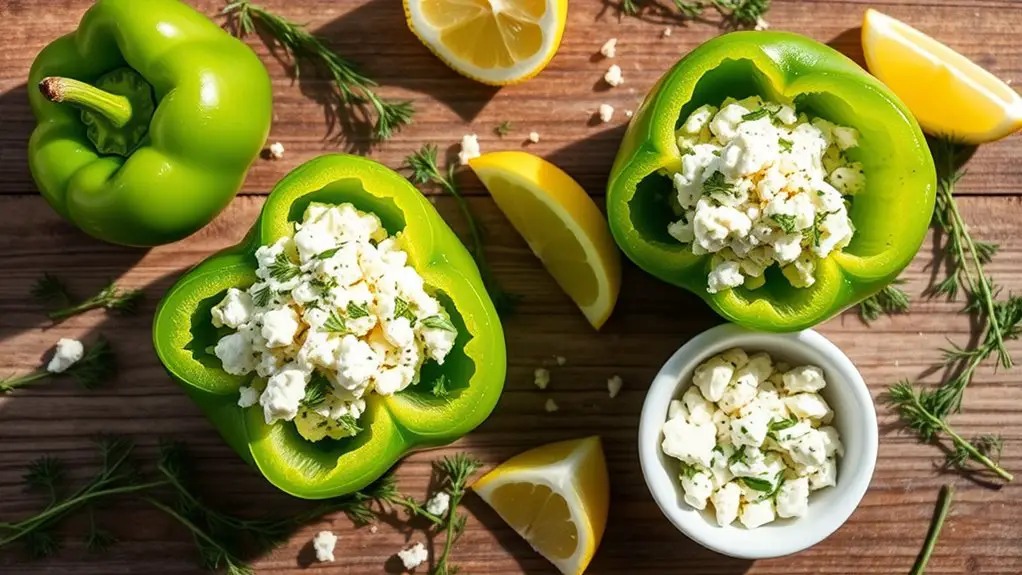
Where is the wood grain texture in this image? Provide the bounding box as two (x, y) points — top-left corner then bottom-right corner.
(1, 0), (1022, 573)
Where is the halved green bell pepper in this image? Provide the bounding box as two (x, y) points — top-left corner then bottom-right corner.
(28, 0), (272, 247)
(153, 155), (507, 499)
(608, 31), (936, 332)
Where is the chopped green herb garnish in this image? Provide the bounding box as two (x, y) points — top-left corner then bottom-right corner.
(347, 301), (370, 319)
(252, 285), (273, 307)
(393, 297), (417, 322)
(494, 121), (513, 137)
(742, 108), (770, 121)
(321, 310), (348, 334)
(779, 137), (793, 152)
(421, 315), (457, 333)
(702, 171), (734, 196)
(315, 246), (342, 260)
(302, 374), (332, 407)
(740, 476), (774, 492)
(770, 213), (798, 234)
(335, 414), (362, 436)
(268, 252), (300, 283)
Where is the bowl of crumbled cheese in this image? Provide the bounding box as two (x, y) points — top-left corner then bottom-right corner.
(637, 323), (877, 559)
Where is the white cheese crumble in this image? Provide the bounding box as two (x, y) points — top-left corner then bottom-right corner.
(545, 398), (559, 413)
(599, 38), (617, 58)
(47, 338), (84, 373)
(211, 202), (459, 442)
(598, 104), (614, 123)
(661, 27), (672, 38)
(425, 491), (450, 516)
(268, 141), (285, 160)
(528, 131), (541, 144)
(458, 134), (481, 165)
(607, 375), (623, 398)
(312, 530), (337, 562)
(668, 96), (864, 293)
(604, 64), (624, 87)
(534, 367), (550, 390)
(660, 348), (843, 529)
(397, 542), (429, 570)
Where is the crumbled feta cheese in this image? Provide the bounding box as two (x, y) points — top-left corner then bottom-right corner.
(47, 338), (84, 374)
(782, 365), (826, 394)
(268, 141), (285, 160)
(608, 375), (624, 398)
(555, 355), (567, 366)
(528, 131), (541, 144)
(599, 38), (617, 58)
(740, 498), (776, 529)
(661, 27), (672, 38)
(662, 417), (716, 467)
(425, 491), (450, 516)
(211, 202), (459, 442)
(312, 530), (337, 562)
(784, 393), (832, 420)
(545, 398), (559, 413)
(237, 385), (259, 408)
(457, 134), (481, 165)
(625, 109), (634, 118)
(710, 482), (741, 527)
(661, 348), (841, 530)
(397, 542), (429, 570)
(534, 367), (550, 390)
(598, 104), (614, 123)
(667, 97), (862, 291)
(604, 64), (624, 87)
(680, 468), (715, 510)
(754, 17), (770, 31)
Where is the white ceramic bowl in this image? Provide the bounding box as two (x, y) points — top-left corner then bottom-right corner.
(638, 324), (878, 559)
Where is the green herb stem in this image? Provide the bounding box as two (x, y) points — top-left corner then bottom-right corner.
(910, 484), (954, 575)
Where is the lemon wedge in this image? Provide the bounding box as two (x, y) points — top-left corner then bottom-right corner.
(468, 151), (621, 329)
(862, 9), (1022, 143)
(472, 436), (609, 575)
(403, 0), (568, 85)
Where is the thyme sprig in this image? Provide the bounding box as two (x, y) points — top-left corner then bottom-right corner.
(406, 144), (517, 315)
(32, 274), (143, 320)
(223, 0), (413, 141)
(0, 337), (115, 394)
(858, 282), (910, 323)
(886, 383), (1012, 481)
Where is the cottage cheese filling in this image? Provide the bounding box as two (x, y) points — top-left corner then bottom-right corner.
(668, 96), (865, 293)
(660, 348), (843, 529)
(211, 202), (458, 442)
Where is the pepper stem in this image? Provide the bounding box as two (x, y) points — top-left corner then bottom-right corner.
(39, 77), (133, 128)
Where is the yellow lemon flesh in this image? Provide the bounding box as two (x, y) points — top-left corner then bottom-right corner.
(862, 9), (1022, 143)
(403, 0), (568, 85)
(469, 152), (622, 329)
(472, 436), (610, 575)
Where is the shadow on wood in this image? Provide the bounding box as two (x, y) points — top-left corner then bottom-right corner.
(0, 84), (34, 194)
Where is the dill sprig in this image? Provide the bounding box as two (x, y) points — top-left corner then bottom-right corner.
(886, 383), (1012, 481)
(910, 484), (954, 575)
(0, 337), (115, 394)
(0, 438), (166, 557)
(32, 274), (144, 320)
(222, 0), (413, 142)
(619, 0), (770, 27)
(406, 144), (517, 315)
(858, 281), (910, 323)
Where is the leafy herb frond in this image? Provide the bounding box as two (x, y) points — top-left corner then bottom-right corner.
(858, 281), (910, 323)
(321, 310), (348, 334)
(770, 213), (797, 234)
(34, 275), (144, 320)
(619, 0), (770, 27)
(494, 121), (513, 137)
(346, 301), (370, 319)
(268, 252), (301, 283)
(31, 273), (73, 307)
(405, 144), (518, 315)
(393, 297), (417, 323)
(222, 0), (413, 141)
(421, 315), (457, 333)
(702, 170), (734, 197)
(302, 374), (332, 407)
(0, 337), (115, 394)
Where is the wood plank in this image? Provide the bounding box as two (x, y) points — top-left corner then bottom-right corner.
(1, 0), (1021, 196)
(1, 193), (1021, 573)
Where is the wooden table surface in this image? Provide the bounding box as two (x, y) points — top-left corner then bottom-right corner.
(2, 0), (1022, 573)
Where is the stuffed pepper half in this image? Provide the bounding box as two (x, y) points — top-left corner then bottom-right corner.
(154, 155), (506, 499)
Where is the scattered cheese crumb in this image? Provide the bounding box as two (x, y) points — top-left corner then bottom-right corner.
(754, 17), (770, 31)
(528, 131), (541, 144)
(661, 27), (672, 38)
(312, 530), (337, 562)
(534, 367), (550, 390)
(545, 398), (559, 412)
(369, 524), (379, 534)
(425, 492), (450, 516)
(457, 134), (481, 165)
(607, 375), (624, 398)
(47, 338), (84, 374)
(604, 64), (624, 87)
(555, 355), (567, 366)
(599, 38), (618, 58)
(397, 542), (429, 570)
(237, 385), (259, 408)
(598, 104), (614, 123)
(268, 141), (285, 160)
(625, 109), (634, 118)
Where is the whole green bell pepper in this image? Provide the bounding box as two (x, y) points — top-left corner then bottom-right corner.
(608, 32), (936, 332)
(28, 0), (272, 247)
(153, 154), (507, 499)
